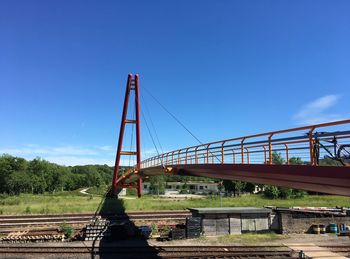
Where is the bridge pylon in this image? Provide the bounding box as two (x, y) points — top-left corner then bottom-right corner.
(112, 74), (142, 197)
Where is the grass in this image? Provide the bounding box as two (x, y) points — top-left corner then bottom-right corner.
(0, 190), (103, 215)
(173, 233), (285, 245)
(0, 192), (349, 215)
(120, 194), (350, 211)
(216, 232), (284, 244)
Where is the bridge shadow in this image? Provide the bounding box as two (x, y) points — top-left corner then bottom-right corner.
(89, 189), (160, 259)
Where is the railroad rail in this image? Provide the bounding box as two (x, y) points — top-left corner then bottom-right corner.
(0, 245), (297, 258)
(0, 211), (190, 225)
(0, 211), (191, 236)
(1, 244), (349, 258)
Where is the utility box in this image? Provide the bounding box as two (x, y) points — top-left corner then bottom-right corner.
(189, 207), (272, 236)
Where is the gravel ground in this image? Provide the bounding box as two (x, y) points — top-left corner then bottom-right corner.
(1, 234), (349, 259)
(1, 233), (348, 247)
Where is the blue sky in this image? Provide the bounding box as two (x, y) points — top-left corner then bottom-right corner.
(1, 0), (349, 166)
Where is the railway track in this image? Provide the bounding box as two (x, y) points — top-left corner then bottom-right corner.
(1, 245), (349, 258)
(0, 245), (297, 258)
(0, 211), (190, 231)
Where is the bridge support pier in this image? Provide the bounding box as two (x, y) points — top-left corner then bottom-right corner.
(112, 74), (142, 197)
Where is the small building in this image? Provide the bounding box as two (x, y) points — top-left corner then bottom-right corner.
(189, 207), (272, 236)
(166, 181), (219, 194)
(142, 181), (220, 195)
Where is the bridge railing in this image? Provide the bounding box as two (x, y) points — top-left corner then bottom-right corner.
(140, 120), (350, 169)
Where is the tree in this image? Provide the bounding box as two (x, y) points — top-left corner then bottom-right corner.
(244, 182), (256, 193)
(30, 175), (47, 194)
(288, 157), (307, 198)
(223, 180), (246, 196)
(272, 152), (285, 165)
(7, 171), (32, 195)
(222, 180), (235, 193)
(289, 157), (303, 165)
(263, 186), (280, 199)
(319, 156), (341, 166)
(265, 154), (307, 199)
(278, 187), (293, 199)
(149, 175), (165, 195)
(0, 154), (13, 193)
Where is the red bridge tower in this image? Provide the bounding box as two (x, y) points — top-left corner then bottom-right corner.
(112, 74), (142, 197)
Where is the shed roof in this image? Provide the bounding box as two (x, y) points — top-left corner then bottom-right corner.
(189, 207), (271, 214)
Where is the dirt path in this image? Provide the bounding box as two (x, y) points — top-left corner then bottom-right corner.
(79, 188), (90, 195)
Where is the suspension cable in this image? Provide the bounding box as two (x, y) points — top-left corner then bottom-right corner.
(143, 86), (222, 163)
(143, 87), (203, 145)
(141, 93), (164, 154)
(141, 109), (164, 166)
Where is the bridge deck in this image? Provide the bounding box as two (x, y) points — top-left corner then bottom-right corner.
(115, 120), (350, 196)
(136, 164), (350, 196)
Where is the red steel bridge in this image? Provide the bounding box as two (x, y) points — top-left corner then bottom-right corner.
(112, 74), (350, 197)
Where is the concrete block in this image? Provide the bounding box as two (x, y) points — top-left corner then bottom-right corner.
(216, 217), (229, 235)
(229, 215), (241, 234)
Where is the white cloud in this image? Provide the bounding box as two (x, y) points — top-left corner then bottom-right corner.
(293, 95), (345, 125)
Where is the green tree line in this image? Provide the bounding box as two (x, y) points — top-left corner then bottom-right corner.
(262, 152), (307, 199)
(0, 154), (114, 195)
(1, 152), (308, 198)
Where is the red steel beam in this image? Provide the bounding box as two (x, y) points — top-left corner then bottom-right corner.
(134, 74), (142, 197)
(112, 74), (132, 193)
(140, 164), (350, 196)
(112, 74), (142, 196)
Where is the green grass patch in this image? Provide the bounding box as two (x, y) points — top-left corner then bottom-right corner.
(0, 192), (103, 214)
(217, 232), (282, 243)
(190, 233), (285, 245)
(0, 192), (349, 215)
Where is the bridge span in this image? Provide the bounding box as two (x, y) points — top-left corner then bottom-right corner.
(112, 74), (350, 197)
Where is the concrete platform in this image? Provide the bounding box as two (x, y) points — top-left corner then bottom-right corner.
(286, 243), (347, 259)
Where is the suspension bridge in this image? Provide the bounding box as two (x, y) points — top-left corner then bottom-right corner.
(112, 74), (350, 197)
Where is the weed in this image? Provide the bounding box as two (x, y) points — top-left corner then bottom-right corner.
(59, 222), (73, 238)
(151, 223), (159, 235)
(25, 206), (31, 214)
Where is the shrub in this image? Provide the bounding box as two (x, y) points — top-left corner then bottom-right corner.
(279, 188), (293, 199)
(126, 188), (137, 196)
(25, 206), (31, 214)
(292, 189), (307, 198)
(151, 224), (158, 235)
(0, 194), (9, 199)
(0, 198), (20, 206)
(263, 186), (280, 199)
(264, 185), (307, 199)
(40, 205), (50, 214)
